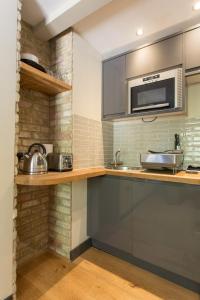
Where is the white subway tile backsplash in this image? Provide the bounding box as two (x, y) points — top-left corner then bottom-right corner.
(113, 116), (200, 168)
(73, 114), (113, 168)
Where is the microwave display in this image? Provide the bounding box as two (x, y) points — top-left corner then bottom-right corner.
(128, 68), (183, 114)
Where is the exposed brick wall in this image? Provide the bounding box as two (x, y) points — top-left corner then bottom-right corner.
(48, 31), (73, 258)
(16, 21), (52, 266)
(21, 21), (50, 69)
(14, 1), (22, 296)
(17, 23), (74, 265)
(18, 89), (50, 150)
(16, 186), (49, 265)
(16, 24), (112, 269)
(49, 184), (72, 256)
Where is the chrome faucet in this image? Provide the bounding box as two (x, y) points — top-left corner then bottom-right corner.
(114, 150), (121, 166)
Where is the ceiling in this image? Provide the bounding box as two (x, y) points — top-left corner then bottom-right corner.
(22, 0), (81, 26)
(74, 0), (200, 58)
(22, 0), (112, 40)
(22, 0), (200, 59)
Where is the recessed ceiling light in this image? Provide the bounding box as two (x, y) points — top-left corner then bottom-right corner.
(136, 28), (143, 36)
(193, 1), (200, 10)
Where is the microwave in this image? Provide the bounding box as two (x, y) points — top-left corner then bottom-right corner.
(128, 68), (183, 114)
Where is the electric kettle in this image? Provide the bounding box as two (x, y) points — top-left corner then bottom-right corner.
(17, 143), (48, 175)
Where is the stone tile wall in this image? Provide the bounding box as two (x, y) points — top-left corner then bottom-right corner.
(21, 21), (50, 69)
(73, 114), (113, 168)
(17, 24), (74, 263)
(16, 21), (52, 266)
(113, 86), (200, 169)
(16, 186), (49, 265)
(18, 89), (50, 150)
(13, 0), (22, 296)
(102, 121), (114, 165)
(49, 184), (72, 256)
(16, 23), (113, 268)
(48, 31), (73, 258)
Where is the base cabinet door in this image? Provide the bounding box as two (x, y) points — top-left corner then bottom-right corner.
(88, 176), (132, 254)
(132, 179), (200, 283)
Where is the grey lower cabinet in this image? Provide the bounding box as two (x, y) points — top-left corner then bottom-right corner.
(102, 55), (127, 119)
(184, 27), (200, 71)
(87, 175), (200, 289)
(132, 179), (200, 284)
(87, 176), (133, 253)
(126, 34), (183, 78)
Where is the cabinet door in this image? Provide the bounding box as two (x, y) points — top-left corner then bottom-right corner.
(126, 35), (183, 78)
(88, 176), (132, 254)
(132, 179), (200, 283)
(103, 55), (127, 118)
(184, 27), (200, 70)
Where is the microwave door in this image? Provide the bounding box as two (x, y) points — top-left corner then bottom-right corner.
(130, 78), (175, 112)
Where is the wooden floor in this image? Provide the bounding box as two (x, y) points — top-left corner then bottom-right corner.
(17, 247), (200, 300)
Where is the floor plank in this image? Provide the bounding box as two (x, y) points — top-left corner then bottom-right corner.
(17, 247), (200, 300)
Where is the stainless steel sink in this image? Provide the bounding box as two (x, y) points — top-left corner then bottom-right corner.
(106, 166), (129, 170)
(106, 166), (142, 171)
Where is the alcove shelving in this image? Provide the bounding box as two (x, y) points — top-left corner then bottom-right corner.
(20, 62), (72, 96)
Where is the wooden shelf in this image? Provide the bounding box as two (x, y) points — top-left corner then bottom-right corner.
(20, 62), (72, 95)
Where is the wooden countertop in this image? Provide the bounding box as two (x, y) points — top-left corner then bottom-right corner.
(15, 168), (106, 186)
(106, 169), (200, 185)
(15, 167), (200, 186)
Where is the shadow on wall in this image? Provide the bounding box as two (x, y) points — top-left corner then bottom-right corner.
(102, 121), (114, 165)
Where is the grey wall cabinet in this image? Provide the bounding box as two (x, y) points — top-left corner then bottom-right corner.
(87, 176), (133, 253)
(102, 55), (127, 119)
(184, 27), (200, 71)
(126, 35), (183, 79)
(132, 179), (200, 283)
(88, 176), (200, 285)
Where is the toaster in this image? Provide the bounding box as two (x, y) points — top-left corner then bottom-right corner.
(47, 153), (73, 172)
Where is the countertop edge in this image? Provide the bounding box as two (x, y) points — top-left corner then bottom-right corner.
(15, 169), (106, 186)
(105, 170), (200, 185)
(15, 168), (200, 186)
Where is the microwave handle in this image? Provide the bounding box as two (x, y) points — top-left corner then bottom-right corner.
(132, 103), (170, 112)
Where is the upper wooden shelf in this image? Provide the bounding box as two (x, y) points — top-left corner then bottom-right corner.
(20, 62), (72, 95)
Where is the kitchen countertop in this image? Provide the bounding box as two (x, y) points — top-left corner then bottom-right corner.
(15, 167), (200, 186)
(106, 169), (200, 185)
(15, 168), (106, 186)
